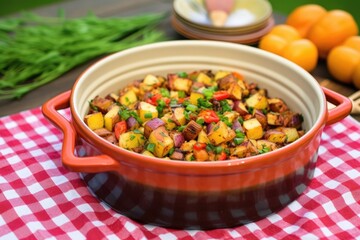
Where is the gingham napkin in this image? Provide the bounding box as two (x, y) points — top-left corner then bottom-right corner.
(1, 107), (360, 240)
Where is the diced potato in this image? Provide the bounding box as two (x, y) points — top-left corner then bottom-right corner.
(245, 92), (268, 110)
(264, 130), (286, 143)
(91, 96), (113, 112)
(215, 71), (230, 81)
(197, 130), (210, 144)
(143, 74), (161, 87)
(223, 111), (239, 124)
(173, 78), (193, 92)
(267, 112), (284, 126)
(138, 101), (158, 123)
(243, 118), (263, 140)
(189, 92), (204, 105)
(119, 90), (137, 106)
(196, 72), (213, 86)
(161, 113), (177, 130)
(170, 91), (179, 99)
(104, 105), (120, 131)
(142, 150), (155, 157)
(279, 127), (300, 143)
(180, 140), (196, 152)
(268, 98), (289, 113)
(148, 127), (174, 158)
(172, 107), (186, 126)
(256, 140), (277, 151)
(208, 121), (235, 145)
(233, 101), (249, 116)
(253, 109), (267, 129)
(227, 82), (242, 100)
(232, 141), (258, 158)
(84, 112), (104, 130)
(119, 131), (145, 150)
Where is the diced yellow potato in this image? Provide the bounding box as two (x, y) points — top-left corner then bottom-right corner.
(223, 111), (239, 124)
(161, 113), (177, 130)
(227, 83), (242, 100)
(148, 127), (174, 158)
(120, 90), (137, 106)
(189, 92), (204, 105)
(180, 140), (196, 152)
(119, 131), (145, 150)
(245, 92), (268, 110)
(172, 107), (186, 126)
(215, 71), (230, 81)
(232, 145), (247, 158)
(138, 101), (158, 123)
(142, 150), (155, 157)
(197, 130), (210, 144)
(143, 74), (161, 87)
(264, 130), (286, 143)
(243, 118), (263, 140)
(281, 127), (300, 143)
(208, 121), (235, 145)
(84, 112), (104, 130)
(266, 112), (284, 126)
(170, 91), (179, 99)
(196, 72), (213, 85)
(91, 96), (113, 112)
(173, 78), (192, 92)
(104, 105), (120, 131)
(256, 140), (277, 151)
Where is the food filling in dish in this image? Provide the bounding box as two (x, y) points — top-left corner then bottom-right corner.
(84, 70), (304, 161)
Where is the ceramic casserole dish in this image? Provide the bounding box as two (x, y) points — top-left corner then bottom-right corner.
(42, 40), (352, 229)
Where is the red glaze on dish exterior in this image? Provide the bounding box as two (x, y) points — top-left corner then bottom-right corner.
(42, 41), (352, 229)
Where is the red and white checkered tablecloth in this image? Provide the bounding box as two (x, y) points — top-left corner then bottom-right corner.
(1, 107), (360, 240)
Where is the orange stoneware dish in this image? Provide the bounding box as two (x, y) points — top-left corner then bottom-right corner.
(42, 41), (352, 229)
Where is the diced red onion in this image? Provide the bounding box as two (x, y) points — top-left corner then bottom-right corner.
(172, 133), (185, 148)
(144, 118), (165, 138)
(126, 116), (139, 130)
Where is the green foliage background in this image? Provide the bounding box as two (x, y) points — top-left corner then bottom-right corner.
(1, 0), (359, 25)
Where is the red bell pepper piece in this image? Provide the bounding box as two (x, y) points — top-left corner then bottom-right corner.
(199, 110), (220, 123)
(114, 120), (127, 140)
(193, 142), (207, 151)
(213, 91), (230, 101)
(217, 151), (227, 161)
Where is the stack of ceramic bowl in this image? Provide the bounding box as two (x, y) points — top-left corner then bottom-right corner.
(171, 0), (274, 45)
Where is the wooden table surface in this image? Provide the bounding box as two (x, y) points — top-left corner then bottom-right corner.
(1, 0), (359, 121)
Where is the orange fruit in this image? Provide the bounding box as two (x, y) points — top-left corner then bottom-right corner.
(258, 34), (288, 55)
(327, 46), (360, 84)
(343, 36), (360, 52)
(307, 10), (358, 58)
(268, 24), (301, 42)
(282, 39), (318, 72)
(286, 4), (327, 37)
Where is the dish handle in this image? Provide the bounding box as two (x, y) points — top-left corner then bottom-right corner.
(42, 90), (121, 173)
(322, 87), (352, 126)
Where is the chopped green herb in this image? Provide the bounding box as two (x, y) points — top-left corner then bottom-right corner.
(202, 88), (214, 99)
(160, 88), (170, 97)
(146, 143), (155, 153)
(168, 148), (175, 155)
(215, 146), (223, 154)
(144, 112), (153, 119)
(130, 134), (136, 140)
(197, 98), (212, 108)
(178, 91), (186, 98)
(178, 72), (188, 78)
(196, 118), (205, 125)
(234, 137), (244, 145)
(186, 104), (198, 112)
(177, 126), (186, 132)
(220, 100), (232, 113)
